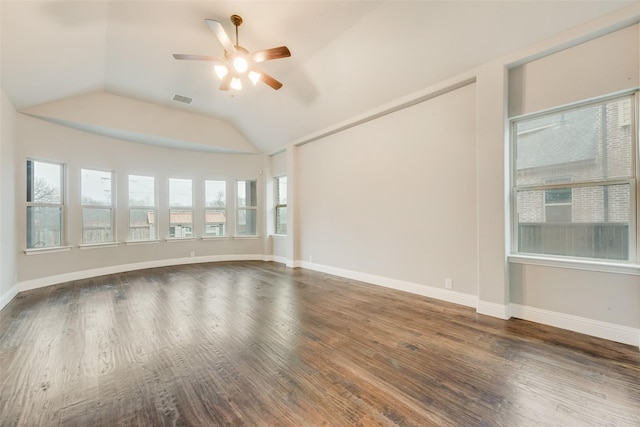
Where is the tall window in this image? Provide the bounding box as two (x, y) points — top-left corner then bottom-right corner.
(26, 159), (64, 249)
(236, 180), (257, 236)
(128, 175), (157, 241)
(205, 180), (226, 236)
(81, 169), (114, 244)
(512, 94), (636, 261)
(169, 178), (193, 238)
(274, 176), (287, 235)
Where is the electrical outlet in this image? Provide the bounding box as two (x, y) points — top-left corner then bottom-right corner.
(309, 255), (313, 263)
(190, 251), (195, 257)
(445, 278), (453, 290)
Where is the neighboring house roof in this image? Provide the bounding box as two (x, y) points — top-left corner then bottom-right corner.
(516, 107), (598, 170)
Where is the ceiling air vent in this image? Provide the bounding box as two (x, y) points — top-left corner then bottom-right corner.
(172, 94), (193, 105)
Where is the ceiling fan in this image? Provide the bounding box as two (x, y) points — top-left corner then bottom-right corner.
(173, 15), (291, 91)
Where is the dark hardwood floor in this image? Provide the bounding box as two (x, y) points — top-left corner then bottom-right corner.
(1, 261), (638, 426)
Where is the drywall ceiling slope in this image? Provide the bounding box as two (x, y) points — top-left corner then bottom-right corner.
(1, 1), (637, 154)
(21, 92), (257, 154)
(0, 1), (109, 110)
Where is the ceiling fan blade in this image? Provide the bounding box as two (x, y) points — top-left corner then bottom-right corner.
(219, 73), (232, 91)
(258, 71), (283, 90)
(205, 19), (237, 53)
(173, 54), (224, 62)
(249, 46), (291, 63)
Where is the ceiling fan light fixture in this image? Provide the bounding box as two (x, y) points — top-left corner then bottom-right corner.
(233, 56), (248, 73)
(230, 77), (242, 90)
(174, 15), (291, 91)
(248, 71), (261, 85)
(214, 65), (228, 79)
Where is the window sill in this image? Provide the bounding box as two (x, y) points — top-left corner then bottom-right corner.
(125, 239), (161, 246)
(25, 246), (73, 255)
(166, 237), (197, 243)
(201, 236), (230, 241)
(508, 254), (640, 276)
(79, 242), (120, 250)
(234, 235), (259, 240)
(270, 234), (287, 239)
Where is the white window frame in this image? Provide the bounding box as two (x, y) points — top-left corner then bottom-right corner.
(168, 178), (194, 239)
(26, 159), (66, 251)
(127, 174), (158, 243)
(236, 179), (258, 237)
(204, 179), (227, 238)
(510, 91), (638, 270)
(274, 175), (287, 235)
(80, 168), (115, 246)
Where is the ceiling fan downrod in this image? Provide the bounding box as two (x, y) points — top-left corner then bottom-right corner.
(231, 14), (242, 47)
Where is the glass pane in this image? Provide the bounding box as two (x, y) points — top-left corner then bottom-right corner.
(81, 169), (112, 206)
(27, 206), (62, 248)
(237, 208), (256, 235)
(205, 180), (226, 207)
(169, 209), (193, 238)
(205, 209), (226, 236)
(82, 207), (113, 244)
(515, 97), (633, 186)
(517, 184), (630, 260)
(129, 175), (155, 206)
(129, 208), (157, 241)
(276, 206), (287, 235)
(276, 177), (287, 205)
(169, 179), (192, 207)
(237, 180), (257, 207)
(29, 160), (62, 204)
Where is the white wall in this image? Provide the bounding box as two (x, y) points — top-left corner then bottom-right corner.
(286, 9), (640, 346)
(0, 89), (17, 308)
(15, 114), (265, 286)
(297, 83), (479, 297)
(509, 24), (639, 117)
(506, 23), (640, 339)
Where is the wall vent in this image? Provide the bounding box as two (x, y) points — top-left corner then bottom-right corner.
(172, 94), (193, 104)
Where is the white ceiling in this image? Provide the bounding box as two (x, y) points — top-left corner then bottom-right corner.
(1, 1), (635, 154)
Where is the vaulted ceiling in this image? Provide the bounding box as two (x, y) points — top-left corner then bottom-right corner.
(1, 1), (634, 154)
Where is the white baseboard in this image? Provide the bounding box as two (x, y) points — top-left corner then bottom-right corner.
(17, 254), (267, 293)
(299, 261), (478, 309)
(477, 300), (511, 320)
(269, 255), (287, 265)
(0, 283), (19, 311)
(511, 303), (640, 348)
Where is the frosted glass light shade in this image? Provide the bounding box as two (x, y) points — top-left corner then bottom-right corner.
(214, 65), (228, 79)
(248, 71), (261, 85)
(230, 77), (242, 90)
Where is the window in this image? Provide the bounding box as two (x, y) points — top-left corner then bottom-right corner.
(544, 178), (572, 223)
(26, 159), (64, 249)
(236, 180), (257, 236)
(205, 180), (227, 236)
(169, 178), (193, 238)
(274, 176), (287, 235)
(128, 175), (157, 241)
(512, 94), (636, 262)
(81, 169), (114, 244)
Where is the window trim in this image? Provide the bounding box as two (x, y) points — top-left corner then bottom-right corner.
(80, 167), (115, 245)
(26, 158), (66, 250)
(274, 175), (287, 236)
(235, 179), (258, 237)
(510, 91), (638, 265)
(127, 174), (158, 243)
(168, 177), (194, 239)
(204, 179), (228, 238)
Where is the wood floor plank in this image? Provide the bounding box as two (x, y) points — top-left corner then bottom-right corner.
(1, 261), (639, 426)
